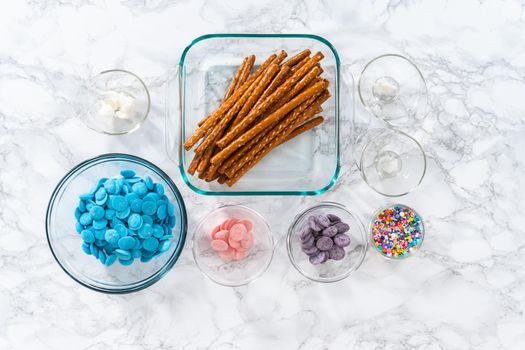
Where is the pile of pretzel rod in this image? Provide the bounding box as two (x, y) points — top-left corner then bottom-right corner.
(184, 49), (330, 186)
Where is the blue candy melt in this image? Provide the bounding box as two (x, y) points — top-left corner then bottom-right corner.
(89, 205), (105, 220)
(156, 205), (167, 220)
(105, 209), (116, 220)
(158, 240), (171, 252)
(120, 169), (136, 178)
(112, 195), (128, 211)
(118, 236), (135, 250)
(114, 224), (128, 237)
(119, 258), (134, 266)
(138, 223), (152, 239)
(130, 199), (143, 213)
(141, 200), (157, 216)
(128, 213), (143, 230)
(116, 207), (131, 220)
(81, 243), (91, 255)
(132, 182), (148, 196)
(143, 237), (159, 252)
(79, 212), (93, 226)
(155, 183), (164, 195)
(81, 230), (95, 243)
(105, 229), (120, 246)
(93, 218), (108, 230)
(115, 249), (131, 260)
(104, 179), (118, 194)
(105, 254), (117, 267)
(145, 176), (154, 190)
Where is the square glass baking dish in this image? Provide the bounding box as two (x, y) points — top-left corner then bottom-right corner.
(166, 34), (354, 196)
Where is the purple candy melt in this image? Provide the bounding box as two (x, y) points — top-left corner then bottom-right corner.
(329, 245), (345, 260)
(309, 251), (328, 265)
(334, 233), (351, 247)
(322, 225), (338, 237)
(334, 222), (350, 233)
(327, 213), (341, 223)
(315, 214), (331, 228)
(316, 236), (334, 251)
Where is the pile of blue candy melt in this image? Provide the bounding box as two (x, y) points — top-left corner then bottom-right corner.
(74, 169), (176, 266)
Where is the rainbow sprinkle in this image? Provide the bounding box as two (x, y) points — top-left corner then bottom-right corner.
(371, 205), (423, 259)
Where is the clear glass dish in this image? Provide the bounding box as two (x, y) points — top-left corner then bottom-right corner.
(79, 69), (150, 135)
(46, 154), (187, 294)
(287, 202), (367, 283)
(369, 203), (425, 260)
(356, 128), (427, 197)
(192, 205), (274, 286)
(166, 34), (354, 196)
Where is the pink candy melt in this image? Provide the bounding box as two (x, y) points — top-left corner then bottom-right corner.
(211, 239), (229, 252)
(214, 229), (229, 241)
(209, 217), (254, 262)
(238, 219), (253, 231)
(210, 225), (221, 239)
(229, 223), (246, 241)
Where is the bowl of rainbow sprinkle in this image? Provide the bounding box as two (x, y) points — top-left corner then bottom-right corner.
(369, 204), (425, 259)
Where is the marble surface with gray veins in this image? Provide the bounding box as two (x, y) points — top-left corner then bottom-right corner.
(1, 1), (524, 349)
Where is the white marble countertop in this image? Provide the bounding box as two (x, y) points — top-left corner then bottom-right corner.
(2, 1), (525, 349)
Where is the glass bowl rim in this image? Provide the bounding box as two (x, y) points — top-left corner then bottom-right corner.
(286, 201), (368, 283)
(357, 53), (429, 126)
(82, 69), (151, 136)
(358, 127), (427, 197)
(191, 204), (275, 287)
(368, 203), (426, 260)
(177, 33), (343, 196)
(45, 153), (188, 294)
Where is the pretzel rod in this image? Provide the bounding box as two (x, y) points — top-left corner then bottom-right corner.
(211, 79), (329, 165)
(219, 93), (320, 175)
(184, 53), (278, 150)
(226, 95), (329, 186)
(205, 171), (221, 182)
(290, 55), (310, 72)
(224, 94), (327, 178)
(188, 151), (203, 175)
(233, 55), (255, 91)
(194, 72), (263, 155)
(282, 49), (311, 67)
(197, 59), (248, 128)
(253, 65), (291, 112)
(216, 52), (325, 149)
(230, 63), (279, 128)
(196, 144), (215, 174)
(275, 50), (288, 65)
(224, 57), (248, 100)
(282, 116), (325, 144)
(217, 175), (228, 184)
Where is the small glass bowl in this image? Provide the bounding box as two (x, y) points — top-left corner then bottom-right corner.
(192, 205), (274, 287)
(46, 154), (187, 293)
(79, 69), (150, 135)
(358, 54), (428, 127)
(287, 202), (367, 283)
(357, 128), (426, 197)
(369, 204), (425, 260)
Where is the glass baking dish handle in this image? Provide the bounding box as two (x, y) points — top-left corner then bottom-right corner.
(165, 64), (181, 164)
(340, 64), (356, 168)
